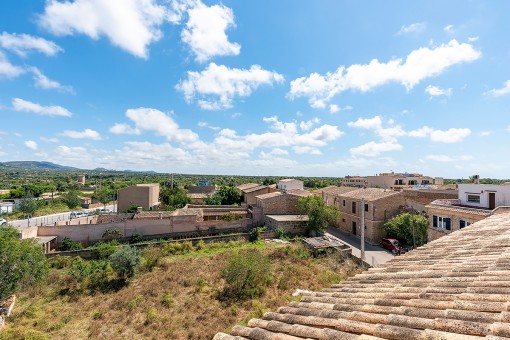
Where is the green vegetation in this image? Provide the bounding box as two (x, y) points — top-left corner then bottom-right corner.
(159, 186), (191, 210)
(382, 212), (428, 247)
(109, 246), (141, 280)
(204, 185), (242, 205)
(59, 237), (83, 251)
(221, 212), (244, 221)
(297, 195), (340, 235)
(0, 226), (48, 300)
(61, 190), (81, 209)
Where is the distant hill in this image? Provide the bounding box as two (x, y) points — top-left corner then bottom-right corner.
(0, 161), (80, 171)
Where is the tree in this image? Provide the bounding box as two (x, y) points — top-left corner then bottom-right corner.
(62, 190), (81, 209)
(159, 187), (191, 209)
(102, 228), (123, 241)
(0, 226), (48, 300)
(95, 187), (112, 208)
(60, 237), (83, 251)
(203, 193), (222, 205)
(109, 246), (141, 280)
(19, 193), (38, 218)
(297, 195), (339, 235)
(382, 212), (428, 247)
(216, 186), (241, 205)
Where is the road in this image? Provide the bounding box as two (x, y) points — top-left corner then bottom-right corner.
(7, 205), (115, 228)
(326, 227), (395, 267)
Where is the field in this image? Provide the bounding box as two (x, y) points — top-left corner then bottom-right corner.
(1, 240), (361, 340)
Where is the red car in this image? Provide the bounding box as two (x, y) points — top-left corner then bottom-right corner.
(380, 238), (404, 255)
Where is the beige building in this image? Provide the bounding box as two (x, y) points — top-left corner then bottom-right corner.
(250, 190), (312, 225)
(277, 178), (304, 191)
(319, 186), (405, 243)
(343, 176), (367, 188)
(366, 172), (441, 191)
(186, 185), (217, 204)
(236, 183), (278, 206)
(117, 183), (160, 212)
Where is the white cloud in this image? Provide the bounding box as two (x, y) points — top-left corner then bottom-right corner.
(111, 107), (198, 143)
(54, 145), (91, 160)
(425, 85), (452, 97)
(480, 131), (492, 137)
(299, 117), (320, 131)
(407, 126), (434, 138)
(40, 137), (59, 143)
(485, 80), (510, 97)
(426, 154), (473, 162)
(396, 22), (427, 35)
(38, 0), (166, 59)
(289, 40), (481, 108)
(176, 63), (284, 110)
(231, 112), (241, 118)
(198, 121), (220, 130)
(30, 67), (75, 93)
(443, 25), (454, 33)
(293, 146), (321, 155)
(109, 123), (141, 135)
(430, 128), (471, 143)
(12, 98), (72, 117)
(0, 32), (62, 57)
(0, 52), (25, 78)
(328, 104), (353, 114)
(24, 140), (38, 150)
(61, 129), (102, 140)
(347, 116), (406, 142)
(181, 2), (240, 62)
(468, 36), (479, 42)
(350, 141), (403, 157)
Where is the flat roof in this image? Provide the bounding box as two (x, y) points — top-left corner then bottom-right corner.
(265, 214), (308, 222)
(243, 185), (268, 193)
(256, 192), (282, 200)
(236, 183), (259, 191)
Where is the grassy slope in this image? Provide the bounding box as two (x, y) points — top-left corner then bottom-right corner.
(1, 242), (361, 340)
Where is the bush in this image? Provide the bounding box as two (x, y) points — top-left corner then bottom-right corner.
(102, 228), (123, 241)
(162, 242), (183, 255)
(249, 226), (265, 242)
(129, 233), (144, 244)
(68, 258), (111, 292)
(195, 239), (206, 251)
(48, 256), (74, 269)
(274, 226), (287, 239)
(60, 237), (83, 251)
(221, 250), (272, 300)
(221, 212), (243, 221)
(141, 247), (163, 271)
(182, 241), (194, 253)
(0, 227), (48, 300)
(92, 240), (119, 259)
(161, 292), (173, 308)
(109, 246), (141, 280)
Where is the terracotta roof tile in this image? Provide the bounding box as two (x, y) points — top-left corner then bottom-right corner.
(217, 212), (510, 339)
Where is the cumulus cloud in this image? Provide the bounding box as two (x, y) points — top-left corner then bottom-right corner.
(38, 0), (166, 59)
(61, 129), (102, 140)
(443, 25), (454, 33)
(299, 118), (320, 131)
(468, 36), (479, 42)
(350, 141), (403, 157)
(0, 32), (62, 57)
(12, 98), (72, 117)
(425, 85), (452, 97)
(293, 146), (322, 155)
(396, 22), (427, 35)
(181, 2), (240, 62)
(347, 116), (406, 142)
(480, 131), (492, 137)
(176, 63), (284, 110)
(430, 128), (471, 143)
(54, 145), (91, 160)
(24, 140), (38, 150)
(485, 80), (510, 97)
(40, 137), (59, 143)
(30, 67), (75, 93)
(426, 154), (473, 162)
(198, 121), (220, 130)
(0, 52), (25, 78)
(329, 104), (353, 114)
(110, 107), (198, 143)
(289, 40), (480, 108)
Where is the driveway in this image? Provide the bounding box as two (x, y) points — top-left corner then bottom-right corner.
(326, 227), (395, 267)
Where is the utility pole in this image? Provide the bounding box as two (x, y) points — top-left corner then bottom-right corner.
(171, 173), (174, 189)
(360, 197), (365, 263)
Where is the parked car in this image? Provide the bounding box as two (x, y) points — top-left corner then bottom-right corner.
(0, 218), (7, 225)
(380, 238), (404, 255)
(70, 211), (89, 219)
(95, 208), (112, 214)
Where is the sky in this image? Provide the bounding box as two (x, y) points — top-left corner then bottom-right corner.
(0, 1), (510, 178)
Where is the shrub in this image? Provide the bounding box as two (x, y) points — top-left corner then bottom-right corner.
(60, 237), (83, 251)
(182, 241), (194, 253)
(162, 242), (183, 255)
(195, 239), (206, 251)
(141, 247), (163, 271)
(102, 228), (123, 241)
(129, 233), (144, 244)
(161, 292), (173, 308)
(274, 226), (287, 239)
(48, 256), (74, 269)
(0, 226), (48, 300)
(221, 250), (272, 300)
(221, 212), (243, 221)
(92, 240), (119, 259)
(109, 246), (141, 280)
(68, 258), (111, 292)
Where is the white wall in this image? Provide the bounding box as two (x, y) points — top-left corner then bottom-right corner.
(458, 184), (510, 208)
(277, 180), (303, 191)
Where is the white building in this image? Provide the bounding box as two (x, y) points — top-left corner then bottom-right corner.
(277, 179), (304, 192)
(458, 183), (510, 210)
(0, 202), (14, 214)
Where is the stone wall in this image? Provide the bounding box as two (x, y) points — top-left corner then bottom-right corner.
(259, 193), (301, 215)
(427, 206), (489, 242)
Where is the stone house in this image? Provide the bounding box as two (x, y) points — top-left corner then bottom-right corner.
(250, 190), (312, 226)
(366, 172), (442, 191)
(117, 183), (160, 213)
(186, 185), (217, 204)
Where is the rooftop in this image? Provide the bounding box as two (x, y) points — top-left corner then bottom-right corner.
(341, 188), (401, 201)
(256, 192), (283, 200)
(279, 178), (300, 182)
(243, 185), (268, 193)
(236, 183), (260, 191)
(287, 189), (313, 197)
(265, 215), (308, 222)
(313, 186), (358, 196)
(215, 212), (510, 339)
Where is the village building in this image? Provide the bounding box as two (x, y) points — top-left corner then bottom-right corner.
(317, 186), (405, 244)
(250, 190), (312, 226)
(186, 184), (217, 204)
(366, 172), (443, 191)
(342, 175), (367, 188)
(215, 210), (510, 340)
(117, 183), (160, 212)
(276, 178), (304, 191)
(236, 183), (278, 206)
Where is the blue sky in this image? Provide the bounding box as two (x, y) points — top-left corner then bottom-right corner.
(1, 1), (509, 178)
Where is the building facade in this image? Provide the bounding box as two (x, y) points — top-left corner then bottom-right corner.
(343, 176), (367, 188)
(117, 183), (160, 212)
(366, 172), (441, 191)
(277, 179), (304, 191)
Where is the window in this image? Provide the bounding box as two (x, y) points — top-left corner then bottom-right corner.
(467, 195), (480, 203)
(434, 216), (451, 230)
(364, 204), (369, 212)
(460, 220), (466, 229)
(352, 202), (356, 214)
(342, 200), (346, 207)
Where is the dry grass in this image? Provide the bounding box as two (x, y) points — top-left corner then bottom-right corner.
(0, 241), (362, 340)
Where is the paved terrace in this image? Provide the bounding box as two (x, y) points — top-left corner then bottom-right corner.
(215, 211), (510, 339)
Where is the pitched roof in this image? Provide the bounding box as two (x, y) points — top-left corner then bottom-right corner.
(243, 185), (268, 193)
(426, 204), (492, 217)
(279, 178), (301, 182)
(313, 186), (358, 196)
(339, 187), (401, 201)
(256, 192), (283, 200)
(236, 183), (260, 191)
(215, 211), (510, 340)
(287, 189), (313, 197)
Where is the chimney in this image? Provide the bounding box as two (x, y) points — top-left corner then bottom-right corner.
(473, 175), (480, 185)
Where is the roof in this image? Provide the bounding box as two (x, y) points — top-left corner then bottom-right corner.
(340, 187), (401, 201)
(243, 185), (268, 194)
(313, 186), (358, 196)
(265, 215), (308, 222)
(215, 211), (510, 339)
(426, 204), (492, 217)
(279, 178), (301, 182)
(35, 236), (57, 245)
(187, 185), (216, 194)
(187, 193), (209, 199)
(256, 192), (283, 200)
(236, 183), (260, 191)
(287, 189), (313, 197)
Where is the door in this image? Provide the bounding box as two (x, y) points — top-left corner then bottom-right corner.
(489, 193), (496, 210)
(352, 221), (357, 235)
